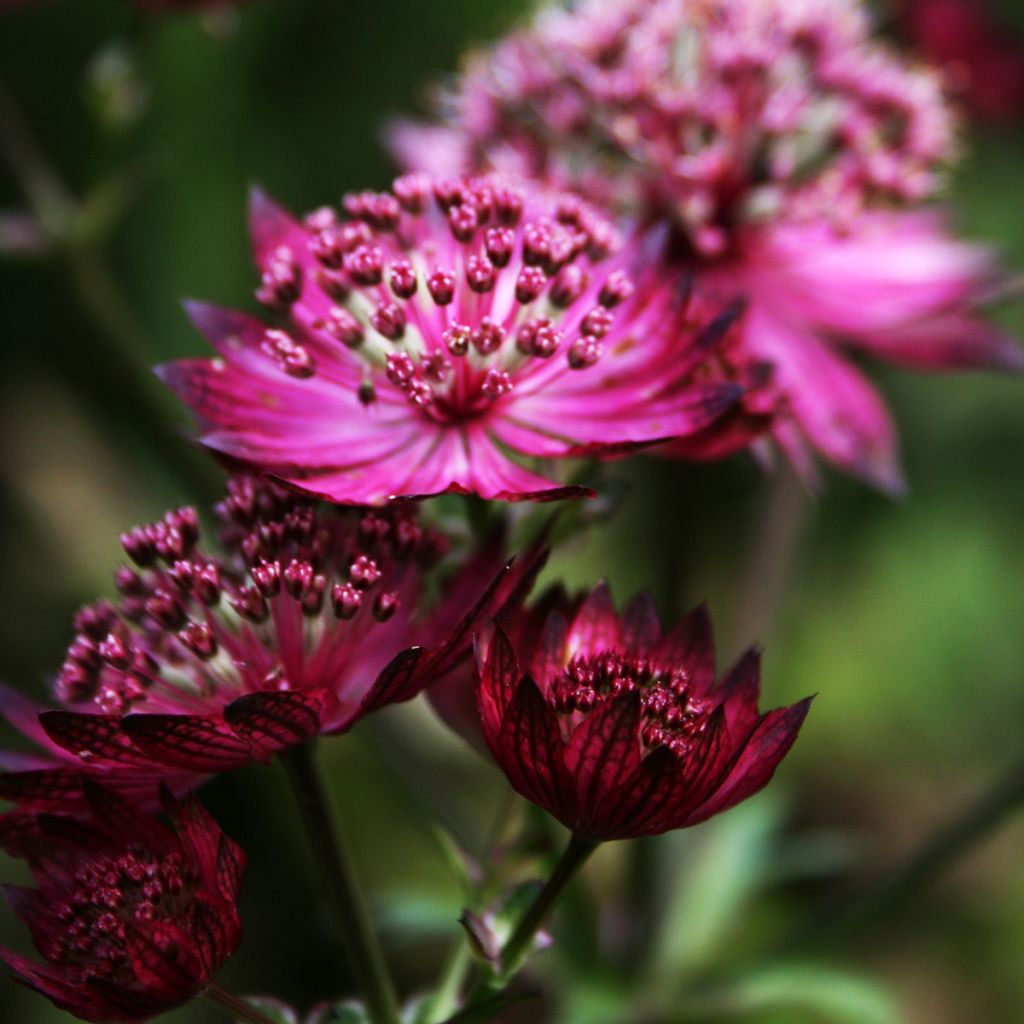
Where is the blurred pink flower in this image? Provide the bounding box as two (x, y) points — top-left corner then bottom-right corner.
(160, 175), (745, 504)
(687, 210), (1021, 489)
(392, 0), (1021, 490)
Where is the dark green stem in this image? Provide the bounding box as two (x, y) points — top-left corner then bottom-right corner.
(499, 833), (598, 975)
(779, 755), (1024, 953)
(202, 982), (280, 1024)
(417, 790), (523, 1024)
(281, 743), (401, 1024)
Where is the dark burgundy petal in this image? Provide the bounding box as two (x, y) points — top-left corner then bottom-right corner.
(620, 592), (662, 652)
(39, 712), (144, 765)
(476, 626), (521, 739)
(0, 768), (88, 809)
(216, 834), (247, 903)
(658, 603), (716, 693)
(85, 975), (180, 1021)
(682, 698), (813, 827)
(82, 781), (176, 850)
(188, 898), (242, 974)
(492, 677), (577, 828)
(714, 647), (762, 736)
(358, 647), (425, 717)
(564, 692), (643, 821)
(529, 608), (569, 689)
(421, 556), (519, 683)
(0, 950), (98, 1019)
(124, 921), (203, 994)
(654, 704), (732, 827)
(123, 714), (252, 772)
(566, 581), (620, 655)
(223, 690), (325, 760)
(587, 745), (678, 839)
(165, 791), (221, 885)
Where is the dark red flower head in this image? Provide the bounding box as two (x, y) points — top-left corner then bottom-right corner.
(477, 584), (810, 840)
(0, 784), (244, 1023)
(159, 174), (745, 504)
(0, 476), (509, 793)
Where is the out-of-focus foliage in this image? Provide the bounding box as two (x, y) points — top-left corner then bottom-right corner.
(1, 2), (1023, 1022)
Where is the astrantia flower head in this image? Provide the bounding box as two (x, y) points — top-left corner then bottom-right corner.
(0, 784), (244, 1023)
(394, 0), (1021, 490)
(160, 173), (744, 504)
(477, 584), (810, 840)
(1, 476), (506, 782)
(394, 0), (954, 251)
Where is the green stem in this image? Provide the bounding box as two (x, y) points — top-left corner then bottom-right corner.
(281, 743), (401, 1024)
(421, 943), (473, 1024)
(499, 833), (598, 975)
(202, 982), (280, 1024)
(779, 754), (1024, 953)
(417, 790), (523, 1024)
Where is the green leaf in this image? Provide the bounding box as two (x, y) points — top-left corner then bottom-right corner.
(651, 791), (784, 980)
(689, 962), (906, 1024)
(427, 821), (481, 897)
(377, 891), (461, 940)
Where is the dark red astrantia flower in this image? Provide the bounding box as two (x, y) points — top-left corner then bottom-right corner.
(0, 477), (507, 791)
(0, 784), (244, 1023)
(159, 174), (745, 504)
(477, 584), (810, 840)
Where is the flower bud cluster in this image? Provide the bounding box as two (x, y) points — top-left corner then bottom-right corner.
(418, 0), (955, 255)
(552, 650), (710, 757)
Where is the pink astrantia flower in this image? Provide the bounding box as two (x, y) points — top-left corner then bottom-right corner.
(0, 477), (511, 784)
(160, 174), (744, 504)
(0, 784), (244, 1023)
(476, 583), (810, 840)
(393, 0), (1021, 490)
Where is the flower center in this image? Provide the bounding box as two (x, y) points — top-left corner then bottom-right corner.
(552, 649), (712, 756)
(255, 175), (633, 425)
(48, 847), (194, 975)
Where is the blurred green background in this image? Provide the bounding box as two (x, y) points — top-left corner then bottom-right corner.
(1, 1), (1023, 1022)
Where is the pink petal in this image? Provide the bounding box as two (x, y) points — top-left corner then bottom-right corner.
(746, 304), (904, 493)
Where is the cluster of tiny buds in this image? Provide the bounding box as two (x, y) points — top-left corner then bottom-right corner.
(47, 847), (192, 970)
(252, 174), (636, 417)
(454, 0), (953, 251)
(55, 479), (439, 712)
(552, 650), (710, 757)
